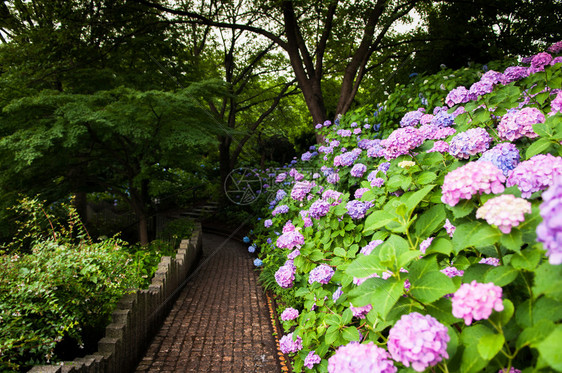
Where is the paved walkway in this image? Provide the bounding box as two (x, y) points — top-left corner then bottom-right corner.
(135, 233), (282, 373)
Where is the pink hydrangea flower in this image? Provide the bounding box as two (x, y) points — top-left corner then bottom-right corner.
(350, 303), (372, 319)
(328, 342), (397, 373)
(427, 140), (450, 153)
(548, 41), (562, 54)
(499, 367), (522, 373)
(537, 175), (562, 264)
(449, 127), (493, 159)
(279, 332), (303, 354)
(280, 307), (299, 321)
(304, 351), (322, 369)
(381, 127), (424, 160)
(275, 260), (296, 288)
(276, 224), (304, 250)
(446, 86), (470, 107)
(388, 312), (450, 372)
(506, 154), (562, 198)
(497, 107), (544, 141)
(444, 218), (456, 237)
(476, 194), (531, 233)
(290, 181), (313, 201)
(354, 187), (370, 199)
(309, 264), (334, 285)
(452, 280), (504, 325)
(419, 237), (434, 254)
(550, 91), (562, 116)
(441, 161), (506, 206)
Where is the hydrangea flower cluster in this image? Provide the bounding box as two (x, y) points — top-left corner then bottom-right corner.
(441, 161), (506, 206)
(350, 303), (372, 319)
(264, 219), (272, 228)
(276, 189), (287, 201)
(276, 227), (304, 249)
(451, 281), (504, 325)
(334, 150), (361, 167)
(275, 260), (296, 288)
(309, 199), (331, 219)
(536, 175), (562, 264)
(387, 312), (450, 372)
(444, 219), (456, 237)
(441, 266), (464, 278)
(279, 332), (303, 354)
(380, 127), (424, 160)
(354, 187), (370, 199)
(400, 109), (425, 127)
(280, 307), (299, 321)
(304, 351), (322, 369)
(290, 181), (313, 201)
(479, 257), (500, 266)
(253, 258), (263, 267)
(446, 86), (470, 107)
(497, 107), (544, 141)
(346, 200), (373, 220)
(430, 109), (456, 127)
(360, 239), (383, 255)
(550, 91), (562, 115)
(428, 140), (449, 153)
(328, 342), (397, 373)
(350, 163), (367, 177)
(419, 124), (456, 140)
(449, 127), (492, 159)
(530, 52), (553, 73)
(327, 173), (340, 184)
(478, 142), (520, 176)
(503, 66), (529, 82)
(475, 194), (531, 233)
(308, 264), (335, 285)
(322, 189), (343, 204)
(506, 154), (562, 198)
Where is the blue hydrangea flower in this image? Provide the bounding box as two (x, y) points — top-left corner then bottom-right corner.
(243, 236), (250, 243)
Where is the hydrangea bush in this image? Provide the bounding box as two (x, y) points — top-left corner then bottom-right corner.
(249, 44), (562, 372)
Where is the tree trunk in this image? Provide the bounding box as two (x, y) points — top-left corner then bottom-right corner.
(219, 135), (232, 195)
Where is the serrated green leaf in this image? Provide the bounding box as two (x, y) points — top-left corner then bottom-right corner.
(364, 210), (395, 233)
(379, 234), (410, 267)
(342, 326), (360, 342)
(426, 237), (453, 256)
(533, 262), (562, 301)
(414, 204), (446, 238)
(452, 222), (501, 254)
(477, 333), (504, 360)
(403, 184), (435, 215)
(526, 137), (555, 158)
(334, 247), (347, 257)
(346, 253), (386, 279)
(517, 319), (554, 350)
(417, 171), (437, 185)
(536, 325), (562, 371)
(500, 229), (523, 252)
(410, 271), (456, 304)
(446, 199), (474, 219)
(485, 265), (519, 287)
(511, 248), (541, 271)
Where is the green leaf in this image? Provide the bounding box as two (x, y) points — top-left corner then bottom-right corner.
(379, 234), (410, 267)
(398, 250), (422, 269)
(410, 271), (457, 304)
(325, 325), (340, 345)
(460, 324), (494, 373)
(536, 325), (562, 371)
(533, 262), (562, 301)
(490, 299), (514, 326)
(452, 222), (501, 254)
(364, 210), (395, 233)
(526, 137), (555, 158)
(403, 184), (435, 215)
(485, 265), (519, 287)
(341, 326), (360, 342)
(417, 171), (437, 185)
(511, 248), (541, 271)
(516, 319), (555, 350)
(414, 204), (446, 238)
(346, 253), (386, 279)
(426, 237), (453, 256)
(446, 199), (474, 219)
(334, 247), (347, 257)
(477, 333), (505, 360)
(499, 229), (523, 252)
(408, 256), (439, 282)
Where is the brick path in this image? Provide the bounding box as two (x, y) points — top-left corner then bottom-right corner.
(135, 233), (282, 373)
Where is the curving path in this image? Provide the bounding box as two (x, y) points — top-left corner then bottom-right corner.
(135, 232), (282, 373)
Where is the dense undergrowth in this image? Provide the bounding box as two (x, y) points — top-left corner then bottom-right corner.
(0, 198), (193, 371)
(248, 43), (562, 372)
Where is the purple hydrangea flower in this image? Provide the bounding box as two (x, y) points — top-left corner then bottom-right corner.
(276, 227), (304, 249)
(537, 175), (562, 264)
(506, 154), (562, 198)
(430, 110), (456, 127)
(442, 161), (506, 206)
(322, 189), (343, 204)
(446, 86), (470, 107)
(367, 143), (384, 158)
(444, 219), (456, 237)
(552, 56), (562, 65)
(479, 257), (500, 266)
(427, 140), (449, 153)
(337, 129), (352, 137)
(400, 109), (425, 127)
(301, 151), (313, 161)
(354, 187), (370, 199)
(328, 342), (397, 373)
(279, 332), (303, 354)
(388, 312), (449, 372)
(287, 248), (300, 259)
(272, 204), (289, 216)
(332, 287), (344, 302)
(481, 70), (508, 85)
(548, 41), (562, 54)
(309, 264), (335, 285)
(327, 173), (340, 184)
(304, 351), (322, 369)
(346, 200), (373, 220)
(441, 266), (464, 278)
(452, 280), (504, 325)
(280, 307), (299, 321)
(291, 181), (313, 201)
(478, 143), (520, 176)
(530, 52), (553, 72)
(419, 237), (434, 254)
(468, 80), (494, 100)
(550, 91), (562, 116)
(275, 260), (296, 288)
(309, 199), (331, 219)
(350, 303), (372, 319)
(360, 240), (383, 255)
(380, 127), (424, 160)
(476, 194), (531, 233)
(378, 162), (391, 173)
(419, 124), (456, 140)
(276, 189), (287, 201)
(449, 128), (493, 159)
(503, 66), (529, 82)
(498, 107), (544, 141)
(350, 163), (367, 177)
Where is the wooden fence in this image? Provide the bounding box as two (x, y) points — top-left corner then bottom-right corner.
(28, 223), (203, 373)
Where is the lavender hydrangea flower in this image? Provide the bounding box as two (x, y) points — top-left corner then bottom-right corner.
(264, 219), (272, 228)
(498, 107), (544, 141)
(309, 199), (331, 219)
(304, 351), (322, 369)
(479, 257), (500, 266)
(354, 188), (370, 199)
(334, 150), (360, 167)
(328, 342), (397, 373)
(350, 163), (367, 177)
(387, 312), (449, 372)
(550, 91), (562, 116)
(481, 70), (508, 86)
(287, 248), (300, 259)
(468, 80), (494, 100)
(427, 140), (449, 153)
(430, 110), (455, 127)
(452, 280), (504, 325)
(548, 41), (562, 54)
(276, 227), (304, 249)
(248, 245), (256, 253)
(350, 303), (372, 319)
(380, 127), (424, 160)
(279, 332), (303, 354)
(346, 200), (373, 220)
(400, 109), (425, 127)
(291, 181), (313, 201)
(280, 307), (299, 321)
(309, 264), (335, 285)
(506, 154), (562, 198)
(275, 260), (296, 288)
(444, 219), (456, 237)
(367, 143), (384, 158)
(530, 52), (553, 72)
(478, 143), (520, 176)
(327, 173), (340, 184)
(272, 204), (290, 216)
(337, 129), (352, 137)
(446, 86), (470, 107)
(537, 175), (562, 264)
(253, 258), (263, 267)
(276, 189), (287, 201)
(476, 194), (531, 233)
(419, 124), (456, 140)
(419, 237), (434, 254)
(442, 161), (506, 206)
(449, 127), (492, 159)
(378, 162), (391, 173)
(441, 266), (464, 278)
(503, 66), (529, 82)
(322, 189), (343, 204)
(361, 240), (383, 255)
